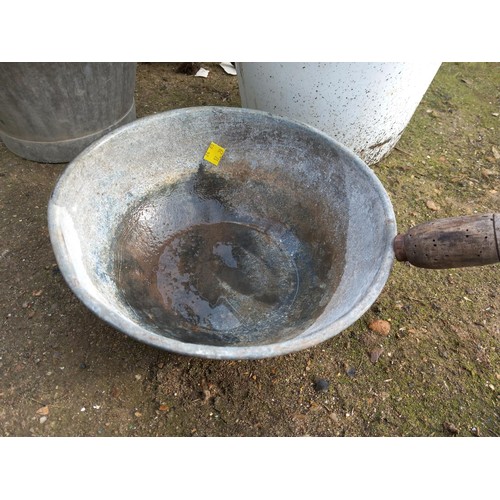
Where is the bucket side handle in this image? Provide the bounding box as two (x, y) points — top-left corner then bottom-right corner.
(394, 213), (500, 269)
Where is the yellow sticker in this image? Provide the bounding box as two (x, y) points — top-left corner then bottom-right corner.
(204, 142), (225, 166)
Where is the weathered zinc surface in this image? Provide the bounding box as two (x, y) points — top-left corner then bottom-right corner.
(0, 63), (136, 163)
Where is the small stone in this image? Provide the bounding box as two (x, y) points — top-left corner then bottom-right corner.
(159, 404), (170, 412)
(426, 200), (440, 211)
(370, 347), (384, 364)
(470, 426), (480, 436)
(443, 421), (459, 435)
(346, 367), (357, 377)
(329, 412), (340, 423)
(135, 374), (141, 381)
(368, 319), (391, 336)
(39, 416), (47, 424)
(134, 411), (142, 417)
(32, 289), (43, 297)
(79, 362), (88, 369)
(492, 145), (500, 159)
(313, 378), (330, 392)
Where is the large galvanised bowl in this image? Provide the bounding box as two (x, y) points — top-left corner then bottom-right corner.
(48, 106), (397, 359)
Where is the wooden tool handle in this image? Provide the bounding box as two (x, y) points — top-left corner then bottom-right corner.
(394, 213), (500, 269)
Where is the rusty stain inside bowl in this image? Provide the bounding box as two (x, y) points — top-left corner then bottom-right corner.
(112, 162), (347, 346)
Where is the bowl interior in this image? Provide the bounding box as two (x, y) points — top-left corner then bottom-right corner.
(49, 107), (396, 358)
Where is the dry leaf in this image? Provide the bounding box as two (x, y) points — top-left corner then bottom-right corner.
(159, 404), (170, 412)
(292, 413), (308, 427)
(370, 346), (384, 364)
(32, 289), (43, 297)
(308, 401), (322, 413)
(492, 146), (500, 160)
(36, 405), (49, 416)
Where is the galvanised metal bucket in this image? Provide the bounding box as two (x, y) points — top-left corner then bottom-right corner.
(0, 62), (136, 163)
(236, 62), (441, 165)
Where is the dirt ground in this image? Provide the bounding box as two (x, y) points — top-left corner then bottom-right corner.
(0, 62), (498, 437)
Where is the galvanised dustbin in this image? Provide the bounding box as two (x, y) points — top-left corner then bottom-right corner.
(0, 62), (137, 163)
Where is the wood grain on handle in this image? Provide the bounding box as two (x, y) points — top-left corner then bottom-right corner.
(394, 213), (500, 269)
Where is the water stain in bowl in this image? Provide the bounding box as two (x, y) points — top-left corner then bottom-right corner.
(112, 162), (347, 346)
